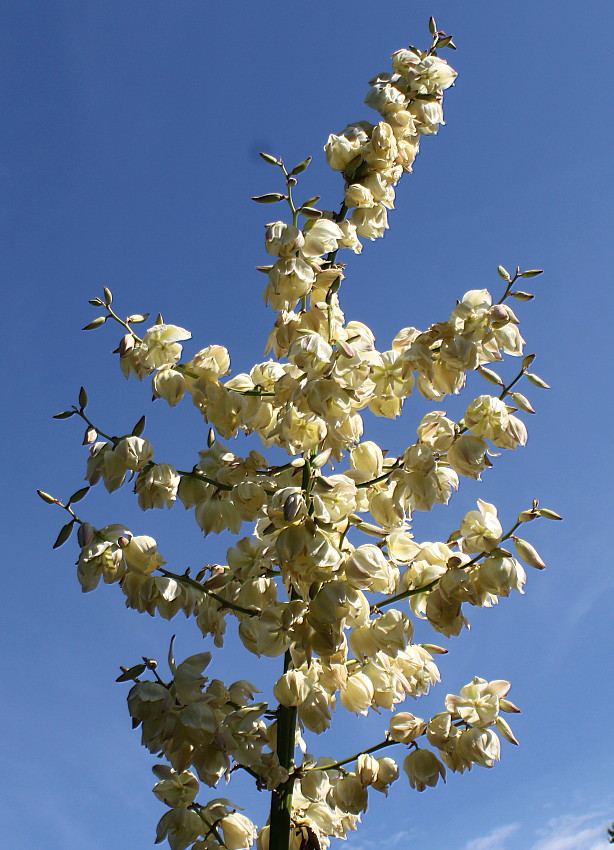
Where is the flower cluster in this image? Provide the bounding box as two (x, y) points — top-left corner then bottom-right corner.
(43, 23), (558, 850)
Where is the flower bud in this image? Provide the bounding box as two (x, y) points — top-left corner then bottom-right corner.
(514, 537), (546, 569)
(77, 522), (95, 547)
(389, 712), (426, 743)
(403, 749), (446, 791)
(356, 753), (380, 786)
(119, 333), (135, 357)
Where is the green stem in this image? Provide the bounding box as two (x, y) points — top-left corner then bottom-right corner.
(306, 738), (397, 773)
(157, 568), (258, 616)
(356, 460), (402, 489)
(177, 468), (234, 491)
(105, 304), (143, 342)
(269, 652), (298, 850)
(374, 578), (441, 611)
(496, 271), (520, 305)
(498, 370), (524, 400)
(374, 517), (524, 611)
(230, 388), (276, 397)
(269, 456), (316, 850)
(74, 408), (117, 445)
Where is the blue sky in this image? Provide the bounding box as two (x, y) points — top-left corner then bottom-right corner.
(3, 1), (613, 848)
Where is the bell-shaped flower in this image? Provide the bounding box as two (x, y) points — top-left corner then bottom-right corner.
(340, 672), (374, 715)
(219, 813), (258, 850)
(300, 219), (345, 258)
(403, 748), (446, 791)
(135, 463), (180, 509)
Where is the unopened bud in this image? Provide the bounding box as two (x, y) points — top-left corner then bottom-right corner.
(259, 152), (280, 166)
(489, 304), (509, 323)
(207, 428), (215, 448)
(495, 715), (519, 745)
(283, 493), (303, 522)
(477, 366), (504, 386)
(537, 508), (562, 521)
(514, 537), (546, 569)
(336, 339), (355, 359)
(290, 156), (312, 175)
(77, 522), (95, 547)
(510, 392), (535, 414)
(119, 334), (135, 357)
(37, 489), (58, 505)
(499, 698), (521, 713)
(300, 207), (323, 219)
(83, 427), (97, 445)
(312, 448), (332, 469)
(251, 193), (287, 203)
(517, 510), (537, 523)
(421, 643), (448, 655)
(525, 372), (551, 389)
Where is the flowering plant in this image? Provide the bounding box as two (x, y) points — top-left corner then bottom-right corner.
(40, 19), (558, 850)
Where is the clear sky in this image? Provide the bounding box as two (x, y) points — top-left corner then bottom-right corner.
(3, 1), (613, 849)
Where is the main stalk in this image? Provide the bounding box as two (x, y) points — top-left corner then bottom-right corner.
(268, 650), (297, 850)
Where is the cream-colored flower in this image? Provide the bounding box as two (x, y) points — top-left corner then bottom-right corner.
(135, 463), (180, 509)
(460, 500), (503, 553)
(140, 324), (191, 370)
(417, 411), (456, 451)
(273, 671), (311, 707)
(447, 435), (489, 479)
(344, 544), (397, 593)
(403, 749), (446, 791)
(477, 554), (526, 596)
(265, 221), (304, 257)
(351, 205), (389, 240)
(464, 395), (510, 441)
(332, 773), (369, 814)
(114, 436), (154, 471)
(344, 183), (376, 208)
(457, 727), (501, 768)
(389, 712), (426, 743)
(152, 766), (199, 808)
(219, 813), (258, 850)
(301, 219), (345, 258)
(123, 534), (166, 574)
(152, 366), (187, 406)
(340, 672), (374, 715)
(371, 756), (399, 794)
(324, 122), (371, 171)
(445, 677), (511, 728)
